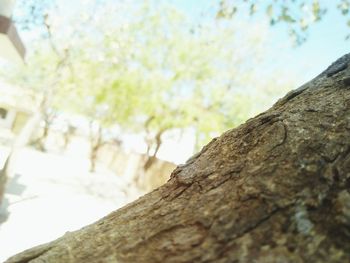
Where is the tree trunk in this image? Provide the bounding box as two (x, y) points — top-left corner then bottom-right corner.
(89, 123), (103, 172)
(35, 110), (55, 152)
(6, 54), (350, 263)
(143, 129), (165, 171)
(62, 124), (76, 150)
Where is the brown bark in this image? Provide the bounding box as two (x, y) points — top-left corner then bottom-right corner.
(6, 54), (350, 263)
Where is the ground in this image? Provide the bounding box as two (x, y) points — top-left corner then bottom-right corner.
(0, 146), (143, 262)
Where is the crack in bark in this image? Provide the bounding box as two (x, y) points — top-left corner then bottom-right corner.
(321, 152), (341, 163)
(321, 145), (350, 164)
(166, 184), (192, 201)
(258, 113), (280, 125)
(228, 203), (294, 243)
(276, 85), (309, 105)
(269, 121), (288, 152)
(204, 172), (236, 193)
(122, 222), (209, 255)
(6, 243), (54, 263)
(220, 212), (276, 250)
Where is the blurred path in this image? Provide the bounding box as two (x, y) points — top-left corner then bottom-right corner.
(0, 147), (142, 262)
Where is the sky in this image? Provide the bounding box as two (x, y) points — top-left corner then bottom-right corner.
(11, 0), (350, 87)
(172, 0), (350, 86)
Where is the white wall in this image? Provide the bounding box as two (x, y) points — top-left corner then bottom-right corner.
(0, 107), (15, 129)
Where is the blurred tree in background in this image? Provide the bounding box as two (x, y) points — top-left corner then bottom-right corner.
(0, 0), (300, 172)
(218, 0), (350, 45)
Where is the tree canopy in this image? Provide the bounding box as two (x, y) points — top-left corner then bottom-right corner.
(218, 0), (350, 44)
(1, 0), (297, 158)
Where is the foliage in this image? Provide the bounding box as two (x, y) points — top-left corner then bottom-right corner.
(218, 0), (350, 45)
(1, 0), (296, 163)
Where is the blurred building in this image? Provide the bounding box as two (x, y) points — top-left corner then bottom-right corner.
(0, 82), (35, 146)
(0, 81), (38, 211)
(0, 0), (25, 63)
(0, 0), (26, 206)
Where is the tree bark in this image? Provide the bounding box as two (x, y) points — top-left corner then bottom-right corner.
(6, 54), (350, 263)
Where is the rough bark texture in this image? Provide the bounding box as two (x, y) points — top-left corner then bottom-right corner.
(6, 54), (350, 263)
